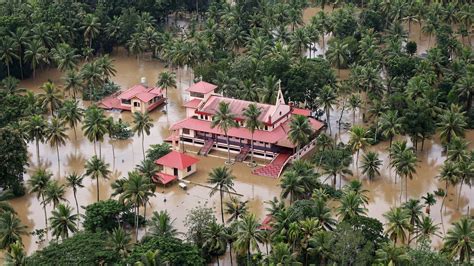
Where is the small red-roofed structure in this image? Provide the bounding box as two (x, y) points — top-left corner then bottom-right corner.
(154, 150), (199, 180)
(152, 173), (177, 185)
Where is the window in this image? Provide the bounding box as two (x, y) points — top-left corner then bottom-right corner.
(183, 128), (190, 135)
(187, 166), (192, 172)
(134, 102), (140, 107)
(121, 99), (131, 105)
(264, 125), (268, 130)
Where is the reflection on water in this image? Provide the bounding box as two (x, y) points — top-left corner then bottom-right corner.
(7, 8), (474, 257)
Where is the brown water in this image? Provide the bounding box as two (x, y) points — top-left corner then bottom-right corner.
(4, 8), (473, 264)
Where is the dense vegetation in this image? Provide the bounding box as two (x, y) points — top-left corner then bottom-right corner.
(0, 0), (473, 265)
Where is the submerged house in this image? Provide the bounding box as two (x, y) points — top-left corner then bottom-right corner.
(152, 150), (200, 185)
(167, 81), (325, 165)
(99, 78), (165, 113)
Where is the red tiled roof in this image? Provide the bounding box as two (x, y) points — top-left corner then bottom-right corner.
(170, 117), (324, 148)
(292, 108), (311, 117)
(155, 151), (199, 170)
(183, 99), (202, 109)
(259, 215), (273, 230)
(152, 173), (177, 185)
(98, 96), (131, 111)
(186, 81), (217, 94)
(199, 95), (277, 123)
(117, 84), (163, 101)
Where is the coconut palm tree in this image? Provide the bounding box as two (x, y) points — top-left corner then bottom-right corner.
(46, 117), (69, 173)
(65, 173), (84, 226)
(9, 27), (28, 79)
(44, 180), (66, 209)
(280, 170), (305, 204)
(225, 197), (248, 223)
(383, 207), (411, 245)
(25, 115), (47, 166)
(96, 55), (116, 82)
(84, 156), (110, 202)
(38, 81), (63, 117)
(317, 85), (337, 135)
(348, 94), (362, 125)
(456, 160), (474, 210)
(413, 216), (440, 243)
(4, 240), (26, 265)
(243, 103), (263, 166)
(51, 43), (80, 72)
(156, 71), (177, 111)
(24, 39), (48, 78)
(0, 212), (27, 251)
(375, 242), (410, 265)
(379, 110), (403, 148)
(28, 168), (52, 230)
(82, 105), (108, 156)
(313, 198), (336, 231)
(0, 37), (19, 77)
(348, 125), (371, 172)
(421, 192), (436, 215)
(82, 14), (101, 49)
(337, 191), (367, 221)
(49, 203), (78, 240)
(62, 71), (83, 98)
(360, 151), (382, 180)
(107, 227), (133, 260)
(136, 159), (159, 182)
(326, 38), (348, 76)
(234, 214), (263, 264)
(402, 199), (423, 242)
(390, 141), (417, 202)
(438, 161), (460, 215)
(442, 217), (473, 263)
(59, 100), (84, 141)
(120, 171), (154, 241)
(437, 104), (467, 146)
(149, 210), (178, 238)
(132, 111), (154, 159)
(288, 115), (313, 158)
(203, 222), (228, 266)
(208, 166), (236, 224)
(211, 101), (239, 164)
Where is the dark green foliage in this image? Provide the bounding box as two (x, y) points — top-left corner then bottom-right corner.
(26, 231), (120, 265)
(146, 143), (172, 161)
(126, 236), (205, 265)
(82, 82), (120, 101)
(407, 240), (451, 265)
(83, 199), (138, 232)
(287, 199), (318, 222)
(359, 10), (385, 32)
(110, 119), (133, 140)
(0, 128), (27, 197)
(328, 223), (376, 265)
(0, 92), (38, 128)
(346, 216), (387, 247)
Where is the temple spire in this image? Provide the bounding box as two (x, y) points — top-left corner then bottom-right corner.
(276, 79), (285, 105)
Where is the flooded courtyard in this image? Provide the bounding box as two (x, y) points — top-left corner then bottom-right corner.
(6, 9), (474, 257)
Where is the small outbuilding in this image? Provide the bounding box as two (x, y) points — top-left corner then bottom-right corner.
(154, 151), (199, 185)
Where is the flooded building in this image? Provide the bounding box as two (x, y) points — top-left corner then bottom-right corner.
(153, 150), (200, 185)
(99, 78), (166, 113)
(168, 81), (325, 166)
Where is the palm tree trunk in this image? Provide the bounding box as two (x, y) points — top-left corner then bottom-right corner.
(42, 194), (48, 230)
(220, 189), (225, 224)
(93, 140), (97, 156)
(36, 138), (40, 166)
(96, 177), (100, 202)
(333, 173), (337, 188)
(144, 201), (147, 233)
(73, 126), (77, 141)
(135, 205), (139, 242)
(74, 190), (80, 227)
(56, 144), (61, 175)
(405, 176), (408, 202)
(400, 175), (403, 203)
(226, 133), (231, 164)
(326, 108), (331, 135)
(216, 256), (220, 266)
(229, 243), (234, 266)
(6, 63), (10, 77)
(250, 133), (254, 165)
(142, 134), (145, 160)
(457, 178), (464, 210)
(111, 141), (116, 169)
(99, 141), (102, 158)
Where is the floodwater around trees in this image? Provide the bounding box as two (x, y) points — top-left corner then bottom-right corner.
(7, 9), (474, 257)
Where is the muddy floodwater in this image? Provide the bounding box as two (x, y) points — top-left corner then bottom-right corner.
(5, 8), (474, 260)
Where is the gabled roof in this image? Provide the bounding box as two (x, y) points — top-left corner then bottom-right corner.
(152, 173), (177, 185)
(117, 84), (163, 101)
(199, 95), (276, 123)
(155, 151), (199, 170)
(186, 81), (217, 94)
